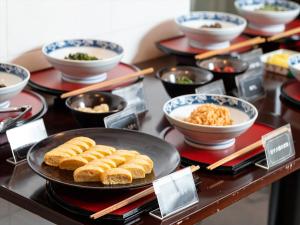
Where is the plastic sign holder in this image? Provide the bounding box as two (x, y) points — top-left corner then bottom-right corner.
(112, 79), (147, 115)
(149, 167), (199, 220)
(104, 107), (140, 130)
(195, 79), (226, 95)
(6, 119), (47, 165)
(255, 124), (295, 170)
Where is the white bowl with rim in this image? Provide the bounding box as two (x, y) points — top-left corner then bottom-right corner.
(288, 54), (300, 81)
(234, 0), (300, 33)
(0, 63), (30, 108)
(163, 94), (258, 150)
(42, 39), (124, 84)
(175, 11), (247, 50)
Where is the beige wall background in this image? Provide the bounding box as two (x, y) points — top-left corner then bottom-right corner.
(192, 0), (236, 13)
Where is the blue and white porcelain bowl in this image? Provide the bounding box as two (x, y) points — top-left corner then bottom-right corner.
(288, 54), (300, 81)
(235, 0), (300, 33)
(175, 11), (247, 50)
(163, 94), (258, 150)
(42, 39), (124, 84)
(0, 63), (30, 108)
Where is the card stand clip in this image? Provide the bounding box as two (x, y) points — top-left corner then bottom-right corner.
(149, 201), (198, 221)
(149, 167), (199, 221)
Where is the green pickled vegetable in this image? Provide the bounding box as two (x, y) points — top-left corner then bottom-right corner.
(176, 76), (194, 84)
(256, 4), (287, 11)
(65, 52), (99, 61)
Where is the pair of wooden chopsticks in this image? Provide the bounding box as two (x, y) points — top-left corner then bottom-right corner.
(60, 67), (154, 99)
(195, 26), (300, 61)
(90, 165), (200, 220)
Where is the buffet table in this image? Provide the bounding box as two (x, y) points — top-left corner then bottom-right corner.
(0, 55), (300, 225)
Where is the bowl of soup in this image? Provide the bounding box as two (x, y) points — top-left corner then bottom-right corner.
(0, 63), (30, 108)
(235, 0), (300, 33)
(42, 39), (124, 84)
(175, 11), (247, 49)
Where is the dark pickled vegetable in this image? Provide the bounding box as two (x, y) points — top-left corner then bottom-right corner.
(201, 22), (222, 28)
(65, 52), (99, 61)
(0, 84), (6, 88)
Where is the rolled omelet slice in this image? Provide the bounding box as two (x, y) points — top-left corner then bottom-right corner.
(101, 168), (132, 185)
(88, 160), (111, 171)
(59, 156), (88, 170)
(99, 158), (117, 168)
(74, 165), (105, 182)
(120, 163), (145, 179)
(114, 150), (139, 161)
(105, 155), (126, 166)
(69, 136), (96, 148)
(83, 150), (104, 159)
(66, 139), (90, 151)
(79, 153), (98, 162)
(129, 159), (152, 174)
(89, 145), (116, 156)
(52, 147), (77, 156)
(134, 155), (154, 168)
(59, 143), (83, 154)
(44, 151), (71, 167)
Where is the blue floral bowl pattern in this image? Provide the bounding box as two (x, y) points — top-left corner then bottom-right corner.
(164, 94), (257, 119)
(163, 94), (258, 150)
(288, 54), (300, 81)
(235, 0), (299, 10)
(43, 39), (123, 55)
(176, 11), (246, 26)
(0, 63), (29, 80)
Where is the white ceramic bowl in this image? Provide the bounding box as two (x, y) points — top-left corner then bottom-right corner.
(163, 94), (258, 150)
(0, 63), (30, 108)
(175, 11), (247, 50)
(235, 0), (300, 33)
(42, 39), (124, 84)
(288, 54), (300, 81)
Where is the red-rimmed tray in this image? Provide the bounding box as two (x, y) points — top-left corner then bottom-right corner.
(0, 89), (47, 144)
(281, 79), (300, 108)
(46, 182), (156, 222)
(164, 123), (273, 174)
(244, 19), (300, 37)
(156, 35), (252, 57)
(29, 63), (140, 95)
(0, 89), (47, 126)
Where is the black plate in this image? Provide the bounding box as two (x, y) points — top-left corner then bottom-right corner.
(27, 128), (180, 190)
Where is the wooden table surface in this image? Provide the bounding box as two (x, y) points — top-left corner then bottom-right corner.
(0, 55), (300, 225)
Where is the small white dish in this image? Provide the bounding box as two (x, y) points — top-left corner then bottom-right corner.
(175, 11), (247, 50)
(0, 63), (30, 108)
(42, 39), (124, 84)
(260, 49), (299, 76)
(288, 54), (300, 81)
(163, 94), (258, 150)
(235, 0), (300, 34)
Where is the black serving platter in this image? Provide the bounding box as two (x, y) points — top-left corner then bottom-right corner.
(27, 128), (180, 190)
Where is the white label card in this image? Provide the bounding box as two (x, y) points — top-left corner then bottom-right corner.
(261, 124), (295, 169)
(151, 167), (198, 219)
(6, 119), (47, 163)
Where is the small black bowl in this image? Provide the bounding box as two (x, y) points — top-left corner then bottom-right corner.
(156, 66), (214, 98)
(196, 56), (249, 93)
(66, 92), (127, 128)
